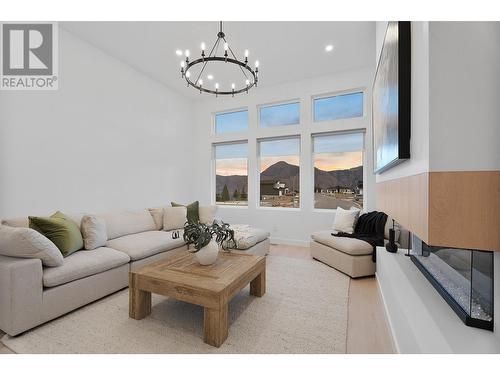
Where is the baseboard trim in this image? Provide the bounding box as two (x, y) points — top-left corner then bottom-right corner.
(375, 271), (400, 354)
(269, 237), (310, 247)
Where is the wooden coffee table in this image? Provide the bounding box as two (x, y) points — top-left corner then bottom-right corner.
(129, 251), (266, 347)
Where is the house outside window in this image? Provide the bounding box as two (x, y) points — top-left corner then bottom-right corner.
(258, 137), (300, 208)
(312, 132), (364, 210)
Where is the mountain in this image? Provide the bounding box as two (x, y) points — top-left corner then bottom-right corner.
(215, 161), (362, 194)
(216, 175), (248, 196)
(260, 161), (300, 192)
(314, 165), (363, 190)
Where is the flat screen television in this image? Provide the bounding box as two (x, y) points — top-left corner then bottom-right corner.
(373, 21), (411, 174)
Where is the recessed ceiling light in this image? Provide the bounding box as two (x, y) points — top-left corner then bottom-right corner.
(207, 74), (214, 80)
(325, 44), (334, 52)
(175, 49), (183, 56)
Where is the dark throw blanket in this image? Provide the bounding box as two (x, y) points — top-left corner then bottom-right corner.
(333, 211), (387, 262)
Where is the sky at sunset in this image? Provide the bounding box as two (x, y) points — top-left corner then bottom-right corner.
(216, 158), (248, 176)
(314, 151), (362, 171)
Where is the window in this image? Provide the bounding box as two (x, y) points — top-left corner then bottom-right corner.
(214, 142), (248, 206)
(259, 102), (300, 128)
(259, 137), (300, 208)
(313, 92), (363, 122)
(313, 132), (364, 210)
(215, 110), (248, 134)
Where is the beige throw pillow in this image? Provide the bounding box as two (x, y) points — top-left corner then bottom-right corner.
(163, 206), (187, 231)
(81, 215), (107, 250)
(199, 205), (217, 225)
(332, 207), (360, 234)
(0, 225), (64, 267)
(148, 207), (166, 230)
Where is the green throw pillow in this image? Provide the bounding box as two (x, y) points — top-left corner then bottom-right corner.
(171, 201), (199, 223)
(29, 211), (83, 257)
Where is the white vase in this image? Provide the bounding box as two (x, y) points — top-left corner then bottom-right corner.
(194, 240), (219, 265)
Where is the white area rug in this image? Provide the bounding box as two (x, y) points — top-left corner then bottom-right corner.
(2, 255), (349, 353)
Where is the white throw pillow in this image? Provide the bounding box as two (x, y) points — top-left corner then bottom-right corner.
(148, 206), (167, 230)
(81, 215), (108, 250)
(199, 205), (217, 225)
(0, 225), (63, 267)
(163, 206), (187, 231)
(332, 207), (360, 234)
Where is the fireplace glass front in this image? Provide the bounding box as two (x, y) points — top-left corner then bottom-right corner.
(410, 234), (494, 330)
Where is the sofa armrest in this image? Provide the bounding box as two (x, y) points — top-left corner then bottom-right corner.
(0, 255), (43, 336)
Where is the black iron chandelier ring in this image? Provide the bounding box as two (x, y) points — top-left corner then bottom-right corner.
(179, 21), (259, 97)
(184, 57), (257, 96)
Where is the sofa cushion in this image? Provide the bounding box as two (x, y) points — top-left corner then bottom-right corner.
(332, 207), (360, 234)
(148, 206), (168, 230)
(199, 205), (217, 225)
(29, 211), (84, 257)
(171, 201), (199, 223)
(163, 207), (187, 231)
(106, 230), (185, 261)
(311, 230), (373, 256)
(43, 247), (130, 287)
(0, 225), (64, 267)
(228, 224), (270, 250)
(99, 209), (156, 240)
(81, 215), (108, 250)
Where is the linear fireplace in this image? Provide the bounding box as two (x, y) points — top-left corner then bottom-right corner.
(410, 234), (494, 331)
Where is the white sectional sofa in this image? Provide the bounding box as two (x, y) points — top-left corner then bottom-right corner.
(0, 207), (269, 336)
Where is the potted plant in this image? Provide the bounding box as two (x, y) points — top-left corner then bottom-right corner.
(183, 221), (236, 265)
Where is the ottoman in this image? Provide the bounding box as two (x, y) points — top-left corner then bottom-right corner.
(228, 224), (270, 256)
(310, 230), (375, 278)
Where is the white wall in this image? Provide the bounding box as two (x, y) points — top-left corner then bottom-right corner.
(192, 68), (375, 246)
(375, 21), (430, 183)
(429, 22), (500, 171)
(0, 27), (195, 218)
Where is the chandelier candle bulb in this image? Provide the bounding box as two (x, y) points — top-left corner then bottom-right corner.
(245, 49), (249, 57)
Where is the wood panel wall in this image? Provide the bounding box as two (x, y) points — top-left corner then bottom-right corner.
(376, 171), (500, 251)
(376, 172), (429, 243)
(428, 171), (500, 251)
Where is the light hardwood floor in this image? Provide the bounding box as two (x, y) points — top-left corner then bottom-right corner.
(0, 243), (395, 354)
(269, 244), (395, 354)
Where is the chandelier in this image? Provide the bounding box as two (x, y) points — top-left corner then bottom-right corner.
(179, 22), (259, 96)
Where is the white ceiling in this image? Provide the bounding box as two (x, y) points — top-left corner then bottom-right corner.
(62, 21), (375, 99)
